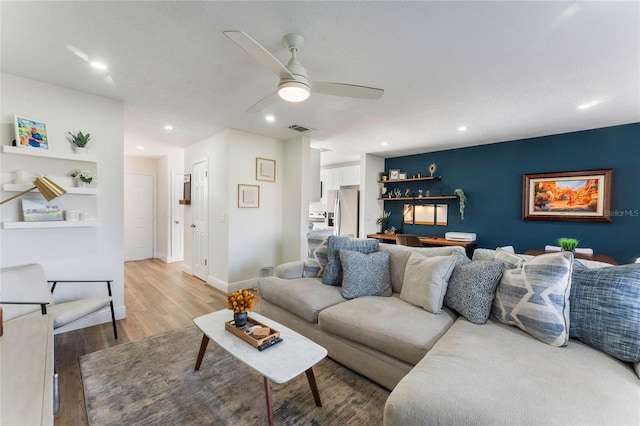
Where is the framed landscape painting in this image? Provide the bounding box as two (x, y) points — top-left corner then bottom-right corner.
(14, 116), (49, 150)
(523, 169), (612, 222)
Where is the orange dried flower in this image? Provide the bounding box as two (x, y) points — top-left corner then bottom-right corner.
(226, 289), (255, 313)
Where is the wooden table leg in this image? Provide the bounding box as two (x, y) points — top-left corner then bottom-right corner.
(263, 377), (274, 426)
(194, 334), (210, 371)
(305, 367), (322, 407)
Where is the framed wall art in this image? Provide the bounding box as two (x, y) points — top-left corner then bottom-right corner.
(403, 204), (414, 224)
(436, 204), (448, 226)
(14, 115), (49, 150)
(238, 184), (260, 208)
(414, 204), (435, 225)
(256, 157), (276, 182)
(523, 169), (612, 222)
(388, 169), (400, 180)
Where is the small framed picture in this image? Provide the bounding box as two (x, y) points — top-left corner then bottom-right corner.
(389, 169), (400, 180)
(399, 172), (407, 180)
(436, 204), (448, 226)
(414, 204), (435, 225)
(238, 184), (260, 208)
(14, 115), (49, 150)
(256, 157), (276, 182)
(403, 204), (414, 224)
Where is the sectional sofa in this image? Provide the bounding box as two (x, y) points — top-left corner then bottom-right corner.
(257, 235), (640, 425)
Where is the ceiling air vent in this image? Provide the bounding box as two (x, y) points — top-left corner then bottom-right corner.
(288, 124), (315, 133)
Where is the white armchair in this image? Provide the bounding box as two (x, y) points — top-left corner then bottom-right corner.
(1, 264), (117, 338)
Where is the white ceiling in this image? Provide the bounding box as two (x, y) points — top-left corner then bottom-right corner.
(2, 1), (638, 165)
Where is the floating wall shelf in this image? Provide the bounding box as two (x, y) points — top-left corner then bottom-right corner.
(3, 145), (97, 163)
(2, 184), (97, 195)
(1, 221), (98, 229)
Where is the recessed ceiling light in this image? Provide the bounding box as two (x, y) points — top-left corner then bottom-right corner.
(381, 141), (389, 146)
(164, 124), (174, 130)
(265, 115), (275, 123)
(90, 61), (108, 71)
(458, 126), (467, 132)
(136, 146), (145, 150)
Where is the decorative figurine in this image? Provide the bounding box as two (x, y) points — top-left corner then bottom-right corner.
(428, 163), (437, 177)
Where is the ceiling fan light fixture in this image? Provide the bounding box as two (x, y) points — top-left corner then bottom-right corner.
(278, 81), (310, 103)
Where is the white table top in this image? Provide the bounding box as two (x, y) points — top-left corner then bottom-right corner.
(193, 310), (327, 384)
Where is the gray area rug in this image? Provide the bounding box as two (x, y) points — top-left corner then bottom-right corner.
(80, 325), (389, 425)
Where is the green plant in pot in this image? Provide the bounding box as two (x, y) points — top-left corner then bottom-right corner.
(377, 211), (391, 232)
(557, 237), (579, 252)
(379, 171), (389, 181)
(454, 188), (466, 220)
(68, 131), (91, 151)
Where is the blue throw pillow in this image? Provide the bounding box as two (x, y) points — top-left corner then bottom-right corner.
(339, 250), (392, 299)
(570, 262), (640, 363)
(491, 252), (573, 347)
(322, 236), (379, 285)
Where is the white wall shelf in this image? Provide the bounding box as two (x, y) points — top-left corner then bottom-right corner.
(1, 221), (98, 229)
(3, 145), (97, 163)
(2, 183), (97, 195)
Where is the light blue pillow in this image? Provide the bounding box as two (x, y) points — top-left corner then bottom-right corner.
(570, 262), (640, 362)
(492, 252), (573, 347)
(339, 250), (391, 299)
(322, 236), (379, 285)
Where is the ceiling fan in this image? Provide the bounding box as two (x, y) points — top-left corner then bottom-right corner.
(224, 31), (384, 113)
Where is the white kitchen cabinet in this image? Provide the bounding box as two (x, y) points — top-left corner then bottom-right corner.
(340, 165), (360, 186)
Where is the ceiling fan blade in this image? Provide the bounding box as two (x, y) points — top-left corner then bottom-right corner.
(311, 82), (384, 100)
(224, 31), (294, 80)
(247, 91), (280, 113)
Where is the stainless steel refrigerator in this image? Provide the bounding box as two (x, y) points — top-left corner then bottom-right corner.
(328, 186), (359, 237)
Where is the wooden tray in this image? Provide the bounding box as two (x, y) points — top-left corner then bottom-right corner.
(224, 316), (281, 350)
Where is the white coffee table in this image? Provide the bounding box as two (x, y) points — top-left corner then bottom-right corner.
(193, 310), (328, 425)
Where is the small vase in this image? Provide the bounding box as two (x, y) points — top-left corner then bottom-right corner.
(233, 312), (248, 328)
(73, 146), (87, 155)
(76, 179), (86, 188)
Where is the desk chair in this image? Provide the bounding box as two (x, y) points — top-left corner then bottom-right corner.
(0, 264), (117, 339)
(396, 234), (423, 247)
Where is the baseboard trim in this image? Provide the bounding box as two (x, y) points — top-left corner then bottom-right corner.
(206, 276), (259, 294)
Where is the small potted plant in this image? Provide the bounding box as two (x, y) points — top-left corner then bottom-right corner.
(379, 171), (389, 182)
(376, 211), (391, 233)
(70, 169), (93, 187)
(557, 237), (579, 253)
(68, 131), (91, 154)
(227, 289), (255, 327)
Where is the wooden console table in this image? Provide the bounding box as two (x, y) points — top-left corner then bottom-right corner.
(1, 315), (55, 425)
(524, 249), (617, 265)
(367, 233), (477, 257)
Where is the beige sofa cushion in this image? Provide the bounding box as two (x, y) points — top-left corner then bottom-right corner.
(318, 294), (456, 365)
(258, 276), (345, 323)
(400, 253), (457, 313)
(384, 318), (640, 426)
(378, 243), (466, 293)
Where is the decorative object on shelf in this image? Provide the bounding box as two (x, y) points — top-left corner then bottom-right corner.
(380, 187), (388, 198)
(404, 189), (413, 197)
(67, 131), (91, 154)
(14, 116), (48, 150)
(388, 169), (400, 180)
(238, 184), (260, 208)
(376, 211), (391, 232)
(417, 172), (423, 178)
(0, 176), (66, 206)
(21, 199), (63, 222)
(379, 171), (388, 182)
(454, 188), (466, 220)
(384, 226), (397, 235)
(428, 163), (437, 177)
(522, 169), (612, 222)
(70, 170), (93, 187)
(418, 189), (423, 198)
(256, 157), (276, 182)
(64, 210), (80, 222)
(399, 172), (407, 180)
(227, 289), (255, 328)
(557, 237), (579, 252)
(393, 188), (401, 198)
(13, 170), (29, 185)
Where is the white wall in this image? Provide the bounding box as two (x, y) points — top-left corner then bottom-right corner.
(281, 135), (311, 262)
(184, 128), (283, 292)
(0, 74), (125, 332)
(360, 154), (385, 237)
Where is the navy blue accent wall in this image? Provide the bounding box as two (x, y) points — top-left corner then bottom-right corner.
(384, 123), (640, 264)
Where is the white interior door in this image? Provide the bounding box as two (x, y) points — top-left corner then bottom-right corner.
(192, 160), (208, 281)
(171, 171), (184, 262)
(124, 173), (154, 261)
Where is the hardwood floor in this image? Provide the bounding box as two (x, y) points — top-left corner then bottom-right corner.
(54, 259), (229, 425)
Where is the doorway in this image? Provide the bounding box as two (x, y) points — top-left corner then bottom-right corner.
(124, 173), (154, 261)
